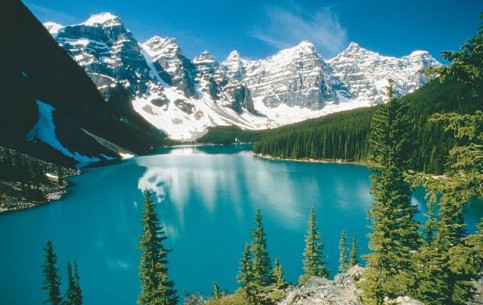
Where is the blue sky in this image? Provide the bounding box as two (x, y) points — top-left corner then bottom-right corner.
(24, 0), (482, 62)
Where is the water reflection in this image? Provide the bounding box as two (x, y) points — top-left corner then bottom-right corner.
(136, 151), (307, 233)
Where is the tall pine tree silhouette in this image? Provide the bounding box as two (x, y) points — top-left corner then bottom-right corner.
(299, 208), (329, 284)
(41, 240), (62, 305)
(360, 79), (420, 304)
(138, 190), (178, 305)
(250, 209), (272, 287)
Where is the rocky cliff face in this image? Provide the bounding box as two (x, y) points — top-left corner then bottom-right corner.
(242, 41), (349, 110)
(45, 12), (441, 141)
(54, 13), (156, 97)
(328, 42), (441, 104)
(143, 36), (197, 97)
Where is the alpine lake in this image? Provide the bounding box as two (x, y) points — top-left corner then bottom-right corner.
(0, 144), (481, 305)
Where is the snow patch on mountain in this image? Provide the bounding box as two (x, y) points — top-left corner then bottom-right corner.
(43, 22), (63, 37)
(82, 12), (121, 27)
(26, 101), (100, 167)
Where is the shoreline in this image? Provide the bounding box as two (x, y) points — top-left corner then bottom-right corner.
(0, 171), (79, 214)
(252, 153), (369, 167)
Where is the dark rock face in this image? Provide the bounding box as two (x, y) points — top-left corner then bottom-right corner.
(0, 1), (163, 164)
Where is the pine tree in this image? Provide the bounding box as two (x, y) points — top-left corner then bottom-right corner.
(237, 244), (258, 305)
(63, 262), (76, 305)
(411, 19), (483, 302)
(138, 190), (178, 305)
(72, 261), (83, 305)
(299, 208), (329, 284)
(360, 80), (421, 304)
(348, 234), (360, 268)
(271, 258), (285, 288)
(213, 281), (221, 300)
(250, 208), (272, 287)
(412, 111), (482, 305)
(338, 230), (349, 273)
(42, 240), (62, 305)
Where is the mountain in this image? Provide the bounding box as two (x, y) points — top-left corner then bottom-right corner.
(328, 42), (440, 104)
(0, 1), (164, 167)
(45, 12), (441, 141)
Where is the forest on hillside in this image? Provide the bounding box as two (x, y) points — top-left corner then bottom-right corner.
(252, 79), (481, 174)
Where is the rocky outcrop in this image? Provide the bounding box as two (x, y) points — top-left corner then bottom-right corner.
(277, 266), (423, 305)
(279, 266), (364, 305)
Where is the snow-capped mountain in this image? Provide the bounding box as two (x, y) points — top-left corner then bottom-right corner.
(53, 12), (156, 97)
(328, 42), (441, 104)
(45, 13), (441, 141)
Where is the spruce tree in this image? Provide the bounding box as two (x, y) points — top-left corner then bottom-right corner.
(250, 209), (272, 287)
(348, 234), (360, 268)
(271, 258), (285, 288)
(138, 190), (178, 305)
(338, 230), (349, 273)
(410, 20), (483, 304)
(360, 80), (421, 304)
(412, 111), (482, 305)
(72, 261), (83, 305)
(299, 208), (329, 284)
(237, 244), (258, 304)
(64, 262), (74, 304)
(42, 240), (62, 305)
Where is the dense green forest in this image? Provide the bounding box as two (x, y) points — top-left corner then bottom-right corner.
(252, 79), (481, 174)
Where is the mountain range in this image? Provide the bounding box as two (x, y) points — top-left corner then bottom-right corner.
(45, 12), (441, 141)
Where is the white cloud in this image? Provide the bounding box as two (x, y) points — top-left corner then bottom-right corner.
(251, 6), (347, 58)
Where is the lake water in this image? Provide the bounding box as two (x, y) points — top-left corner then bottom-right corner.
(0, 145), (481, 305)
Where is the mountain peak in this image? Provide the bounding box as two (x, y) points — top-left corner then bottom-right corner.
(82, 12), (121, 27)
(409, 50), (429, 57)
(193, 51), (216, 64)
(43, 22), (63, 37)
(227, 50), (241, 60)
(346, 42), (363, 52)
(294, 40), (316, 50)
(143, 36), (182, 58)
(145, 36), (177, 45)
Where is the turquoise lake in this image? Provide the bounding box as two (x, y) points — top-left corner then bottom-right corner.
(0, 145), (481, 305)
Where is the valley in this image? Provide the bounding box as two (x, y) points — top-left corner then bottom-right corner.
(0, 1), (481, 305)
